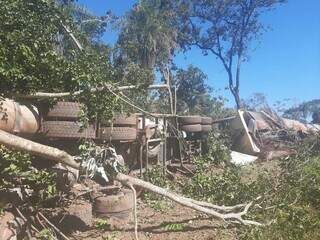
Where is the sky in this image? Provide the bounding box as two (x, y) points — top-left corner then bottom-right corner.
(77, 0), (320, 108)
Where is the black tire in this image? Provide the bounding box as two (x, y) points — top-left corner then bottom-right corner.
(181, 124), (202, 132)
(201, 124), (212, 132)
(101, 114), (137, 127)
(201, 117), (213, 125)
(46, 102), (83, 120)
(99, 127), (137, 141)
(94, 189), (133, 219)
(41, 121), (96, 139)
(178, 116), (202, 125)
(114, 114), (137, 126)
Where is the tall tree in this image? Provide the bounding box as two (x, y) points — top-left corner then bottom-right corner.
(117, 0), (179, 113)
(0, 0), (153, 120)
(117, 0), (177, 70)
(173, 0), (285, 109)
(174, 66), (226, 117)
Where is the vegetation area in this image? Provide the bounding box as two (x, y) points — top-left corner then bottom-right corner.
(0, 0), (320, 239)
(144, 133), (320, 240)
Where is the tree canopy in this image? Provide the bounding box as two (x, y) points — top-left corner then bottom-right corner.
(174, 66), (227, 117)
(0, 0), (152, 119)
(117, 0), (178, 70)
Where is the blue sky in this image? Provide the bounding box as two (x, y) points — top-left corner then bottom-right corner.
(77, 0), (320, 108)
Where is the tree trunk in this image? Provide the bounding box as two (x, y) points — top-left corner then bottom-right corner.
(0, 129), (80, 169)
(229, 83), (241, 110)
(115, 173), (261, 225)
(234, 54), (242, 109)
(232, 88), (241, 110)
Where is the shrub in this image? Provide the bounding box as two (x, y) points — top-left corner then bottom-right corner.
(0, 145), (57, 205)
(240, 137), (320, 240)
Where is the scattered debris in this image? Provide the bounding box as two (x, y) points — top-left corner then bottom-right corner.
(230, 151), (258, 166)
(228, 110), (260, 155)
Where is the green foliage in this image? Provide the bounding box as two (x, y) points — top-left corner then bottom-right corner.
(174, 65), (228, 117)
(117, 0), (177, 69)
(144, 167), (169, 188)
(103, 233), (119, 240)
(95, 218), (110, 230)
(145, 198), (171, 212)
(116, 0), (177, 111)
(184, 164), (267, 206)
(206, 132), (232, 166)
(0, 0), (65, 95)
(142, 167), (172, 211)
(36, 228), (56, 240)
(240, 138), (320, 240)
(0, 0), (147, 122)
(161, 222), (186, 232)
(0, 145), (57, 204)
(182, 132), (271, 206)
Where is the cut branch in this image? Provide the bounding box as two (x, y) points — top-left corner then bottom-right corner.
(61, 23), (83, 51)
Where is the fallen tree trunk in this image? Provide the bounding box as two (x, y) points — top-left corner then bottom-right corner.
(0, 129), (261, 226)
(0, 129), (80, 169)
(116, 173), (261, 225)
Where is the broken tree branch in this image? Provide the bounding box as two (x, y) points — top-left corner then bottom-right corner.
(61, 23), (83, 51)
(0, 130), (262, 226)
(116, 173), (262, 226)
(16, 84), (169, 100)
(38, 212), (70, 240)
(0, 129), (80, 169)
(15, 207), (40, 235)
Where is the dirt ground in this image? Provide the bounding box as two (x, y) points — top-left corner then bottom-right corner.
(72, 199), (238, 240)
(70, 160), (282, 240)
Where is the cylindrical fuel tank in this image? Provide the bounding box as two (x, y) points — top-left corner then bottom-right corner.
(0, 98), (39, 135)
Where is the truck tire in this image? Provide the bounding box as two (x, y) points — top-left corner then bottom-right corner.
(46, 102), (83, 120)
(201, 125), (212, 132)
(99, 127), (137, 141)
(101, 114), (137, 127)
(201, 117), (213, 125)
(94, 189), (133, 219)
(178, 116), (202, 125)
(41, 121), (96, 139)
(181, 124), (202, 132)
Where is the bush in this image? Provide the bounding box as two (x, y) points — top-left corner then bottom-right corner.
(0, 145), (57, 205)
(240, 137), (320, 240)
(181, 131), (271, 205)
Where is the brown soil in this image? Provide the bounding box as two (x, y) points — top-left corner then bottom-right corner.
(71, 200), (238, 240)
(70, 160), (282, 240)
